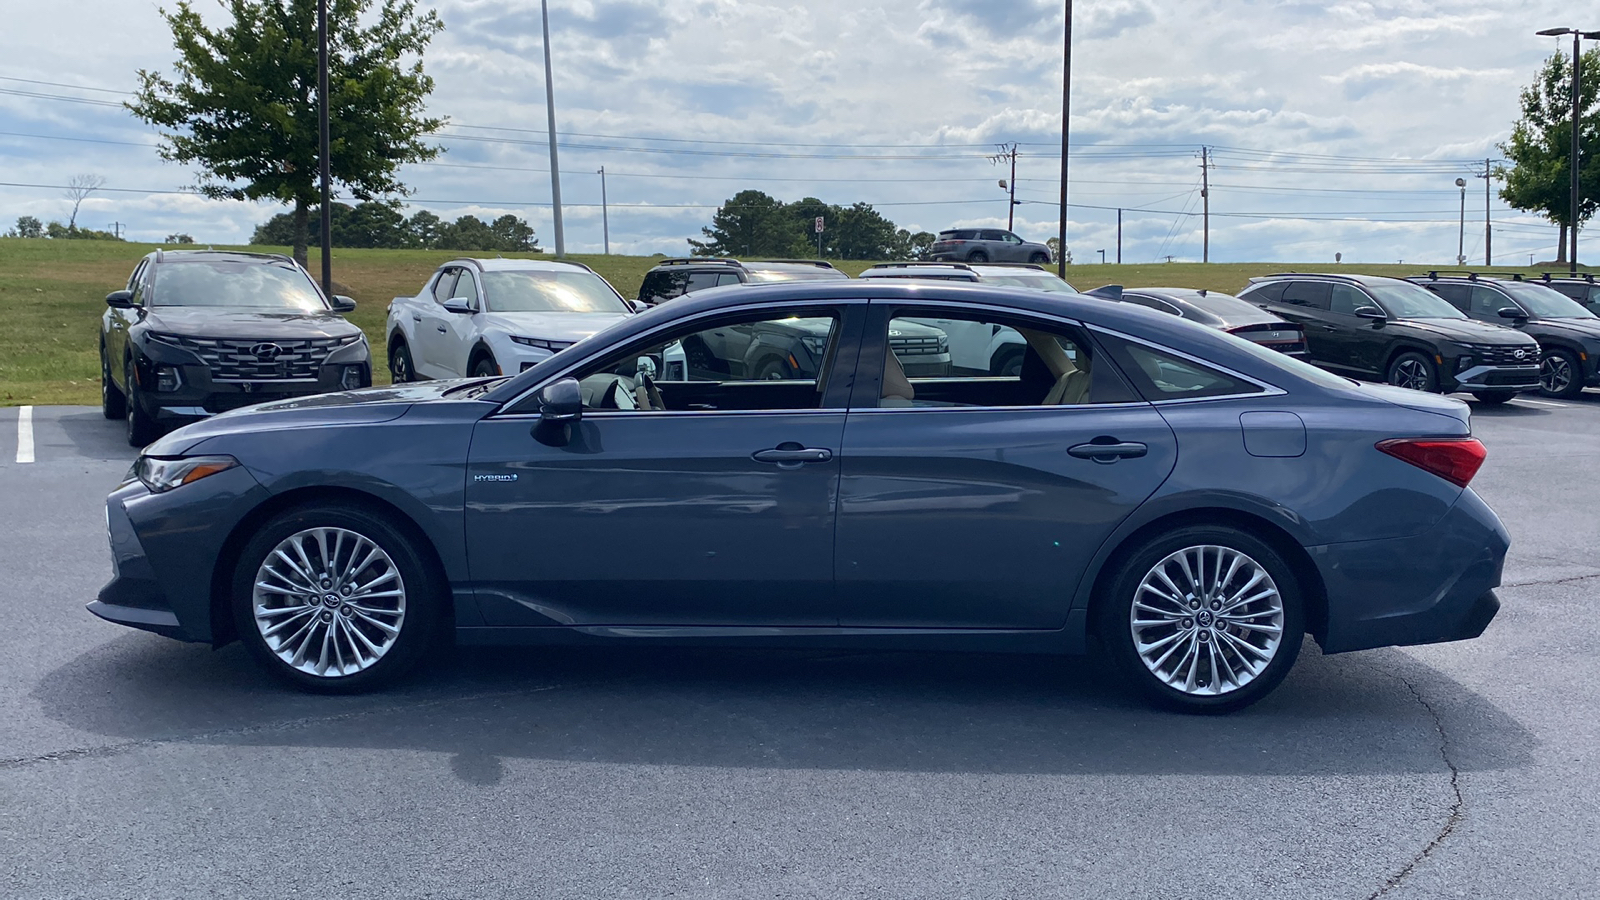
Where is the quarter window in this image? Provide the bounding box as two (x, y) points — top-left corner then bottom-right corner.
(1097, 333), (1264, 402)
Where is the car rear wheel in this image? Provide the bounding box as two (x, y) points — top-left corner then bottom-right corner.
(1539, 348), (1583, 398)
(232, 503), (442, 692)
(967, 250), (989, 263)
(388, 339), (415, 383)
(1099, 525), (1304, 713)
(1387, 351), (1438, 393)
(124, 358), (160, 447)
(1029, 251), (1050, 264)
(101, 345), (125, 420)
(754, 356), (790, 380)
(1472, 391), (1516, 405)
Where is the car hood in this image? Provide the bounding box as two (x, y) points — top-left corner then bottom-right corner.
(143, 380), (490, 455)
(141, 307), (362, 339)
(480, 311), (630, 343)
(887, 320), (948, 339)
(1397, 317), (1538, 346)
(1528, 318), (1600, 342)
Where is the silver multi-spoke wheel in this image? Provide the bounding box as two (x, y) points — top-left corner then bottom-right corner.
(1390, 358), (1431, 391)
(252, 527), (407, 678)
(1541, 354), (1573, 394)
(1130, 545), (1285, 697)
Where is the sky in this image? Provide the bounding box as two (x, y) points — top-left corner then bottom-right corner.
(0, 0), (1587, 264)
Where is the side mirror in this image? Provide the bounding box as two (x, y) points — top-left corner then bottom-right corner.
(532, 376), (582, 446)
(627, 299), (648, 314)
(1497, 307), (1526, 320)
(1354, 306), (1387, 321)
(332, 295), (357, 312)
(106, 290), (136, 309)
(442, 296), (476, 314)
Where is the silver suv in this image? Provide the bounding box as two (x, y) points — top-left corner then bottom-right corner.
(930, 228), (1053, 264)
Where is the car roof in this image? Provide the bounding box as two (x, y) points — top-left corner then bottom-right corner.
(1247, 272), (1408, 288)
(447, 257), (599, 273)
(859, 264), (980, 280)
(146, 249), (296, 266)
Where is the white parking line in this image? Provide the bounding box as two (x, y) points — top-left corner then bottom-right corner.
(1516, 398), (1570, 409)
(15, 406), (34, 463)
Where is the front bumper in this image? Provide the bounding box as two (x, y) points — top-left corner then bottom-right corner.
(1312, 487), (1507, 653)
(91, 466), (271, 643)
(135, 340), (372, 420)
(1445, 363), (1540, 393)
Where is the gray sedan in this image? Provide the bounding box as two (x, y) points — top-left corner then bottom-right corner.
(93, 281), (1508, 713)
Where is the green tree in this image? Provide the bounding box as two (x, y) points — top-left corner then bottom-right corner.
(489, 214), (540, 252)
(165, 233), (197, 244)
(829, 202), (902, 259)
(127, 0), (446, 268)
(903, 230), (936, 259)
(1046, 237), (1072, 264)
(337, 201), (410, 248)
(689, 190), (804, 256)
(407, 209), (442, 248)
(1499, 48), (1600, 264)
(11, 216), (44, 238)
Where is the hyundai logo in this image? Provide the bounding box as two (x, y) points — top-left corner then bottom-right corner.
(249, 342), (283, 361)
(1513, 349), (1526, 360)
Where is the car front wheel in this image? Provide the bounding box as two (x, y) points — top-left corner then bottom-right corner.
(1029, 251), (1050, 264)
(124, 358), (160, 447)
(471, 355), (500, 377)
(1539, 348), (1583, 398)
(389, 339), (415, 383)
(967, 250), (990, 263)
(1387, 351), (1438, 393)
(101, 345), (126, 420)
(232, 503), (442, 692)
(1099, 525), (1304, 713)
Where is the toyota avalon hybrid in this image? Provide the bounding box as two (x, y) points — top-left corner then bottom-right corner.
(93, 281), (1508, 712)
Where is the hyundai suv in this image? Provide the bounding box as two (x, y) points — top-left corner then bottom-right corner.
(1536, 273), (1600, 312)
(100, 250), (370, 446)
(929, 229), (1053, 264)
(1411, 272), (1600, 398)
(636, 258), (847, 305)
(1238, 273), (1539, 403)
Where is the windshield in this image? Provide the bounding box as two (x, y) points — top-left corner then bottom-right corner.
(981, 272), (1075, 292)
(744, 266), (847, 283)
(482, 270), (629, 313)
(151, 261), (328, 309)
(1364, 281), (1466, 319)
(1501, 282), (1596, 318)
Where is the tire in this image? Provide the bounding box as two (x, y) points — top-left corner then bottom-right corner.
(470, 354), (500, 377)
(101, 345), (125, 420)
(754, 356), (789, 380)
(1098, 524), (1305, 714)
(1028, 251), (1050, 264)
(1539, 348), (1584, 399)
(124, 357), (160, 447)
(967, 250), (990, 263)
(1472, 391), (1516, 406)
(231, 503), (443, 693)
(1386, 351), (1438, 393)
(990, 348), (1024, 377)
(388, 338), (415, 383)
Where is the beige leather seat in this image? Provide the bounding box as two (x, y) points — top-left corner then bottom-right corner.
(881, 348), (915, 407)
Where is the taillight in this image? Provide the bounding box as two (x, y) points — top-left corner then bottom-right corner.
(1375, 437), (1486, 488)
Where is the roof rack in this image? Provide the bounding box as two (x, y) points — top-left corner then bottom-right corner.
(964, 262), (1048, 271)
(1254, 272), (1371, 283)
(867, 262), (973, 271)
(744, 259), (838, 269)
(652, 257), (743, 267)
(1539, 271), (1596, 283)
(1417, 270), (1534, 282)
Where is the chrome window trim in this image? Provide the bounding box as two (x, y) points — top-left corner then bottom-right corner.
(1089, 324), (1289, 402)
(494, 298), (861, 416)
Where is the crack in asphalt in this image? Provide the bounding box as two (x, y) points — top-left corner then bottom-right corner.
(0, 681), (592, 773)
(1362, 674), (1465, 900)
(1501, 571), (1600, 588)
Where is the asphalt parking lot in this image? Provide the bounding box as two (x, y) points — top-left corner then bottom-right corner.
(2, 396), (1598, 899)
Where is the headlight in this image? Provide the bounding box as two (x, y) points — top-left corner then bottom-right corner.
(510, 336), (575, 352)
(130, 455), (239, 493)
(799, 334), (829, 358)
(145, 332), (185, 347)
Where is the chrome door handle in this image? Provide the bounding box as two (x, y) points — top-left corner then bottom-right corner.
(412, 315), (422, 322)
(437, 325), (448, 333)
(752, 446), (833, 466)
(1068, 440), (1147, 462)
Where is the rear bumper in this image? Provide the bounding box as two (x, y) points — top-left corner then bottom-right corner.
(1312, 487), (1507, 653)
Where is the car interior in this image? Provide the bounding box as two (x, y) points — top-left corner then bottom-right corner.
(878, 326), (1101, 408)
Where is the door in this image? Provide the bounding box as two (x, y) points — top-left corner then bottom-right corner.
(413, 268), (459, 378)
(1275, 281), (1355, 370)
(464, 302), (864, 628)
(833, 303), (1178, 629)
(418, 267), (479, 376)
(1324, 283), (1384, 375)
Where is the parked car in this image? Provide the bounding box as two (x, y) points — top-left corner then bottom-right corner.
(858, 263), (981, 282)
(100, 249), (370, 447)
(1411, 272), (1600, 398)
(94, 280), (1507, 713)
(386, 258), (632, 381)
(1535, 273), (1600, 312)
(968, 263), (1077, 294)
(930, 228), (1053, 264)
(636, 258), (847, 305)
(1238, 273), (1540, 403)
(1120, 288), (1308, 357)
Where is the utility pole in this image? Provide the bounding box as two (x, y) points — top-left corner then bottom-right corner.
(540, 0), (565, 258)
(990, 143), (1019, 231)
(1481, 158), (1493, 265)
(1571, 29), (1581, 274)
(1116, 208), (1122, 264)
(1057, 2), (1072, 280)
(1455, 177), (1468, 265)
(1199, 145), (1210, 264)
(316, 0), (332, 295)
(597, 166), (609, 255)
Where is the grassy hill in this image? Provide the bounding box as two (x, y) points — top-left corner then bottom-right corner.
(0, 237), (1586, 406)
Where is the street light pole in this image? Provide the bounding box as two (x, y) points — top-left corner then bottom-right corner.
(1057, 2), (1071, 279)
(541, 0), (565, 257)
(1456, 177), (1467, 266)
(1537, 26), (1599, 274)
(316, 0), (332, 296)
(597, 166), (609, 255)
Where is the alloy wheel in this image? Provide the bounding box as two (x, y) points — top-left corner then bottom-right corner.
(1391, 358), (1431, 391)
(252, 527), (407, 678)
(1541, 355), (1573, 394)
(1129, 545), (1285, 696)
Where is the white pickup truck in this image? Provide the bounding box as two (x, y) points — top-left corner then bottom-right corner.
(385, 258), (634, 380)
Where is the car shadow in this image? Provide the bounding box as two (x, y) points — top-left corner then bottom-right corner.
(31, 633), (1535, 783)
(48, 406), (141, 461)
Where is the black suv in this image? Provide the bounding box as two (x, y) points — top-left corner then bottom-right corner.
(1535, 273), (1600, 312)
(1411, 272), (1600, 398)
(1238, 273), (1540, 403)
(636, 258), (847, 305)
(101, 250), (371, 445)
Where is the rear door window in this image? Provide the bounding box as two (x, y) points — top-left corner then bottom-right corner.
(1427, 283), (1471, 312)
(1280, 281), (1331, 310)
(1242, 282), (1287, 304)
